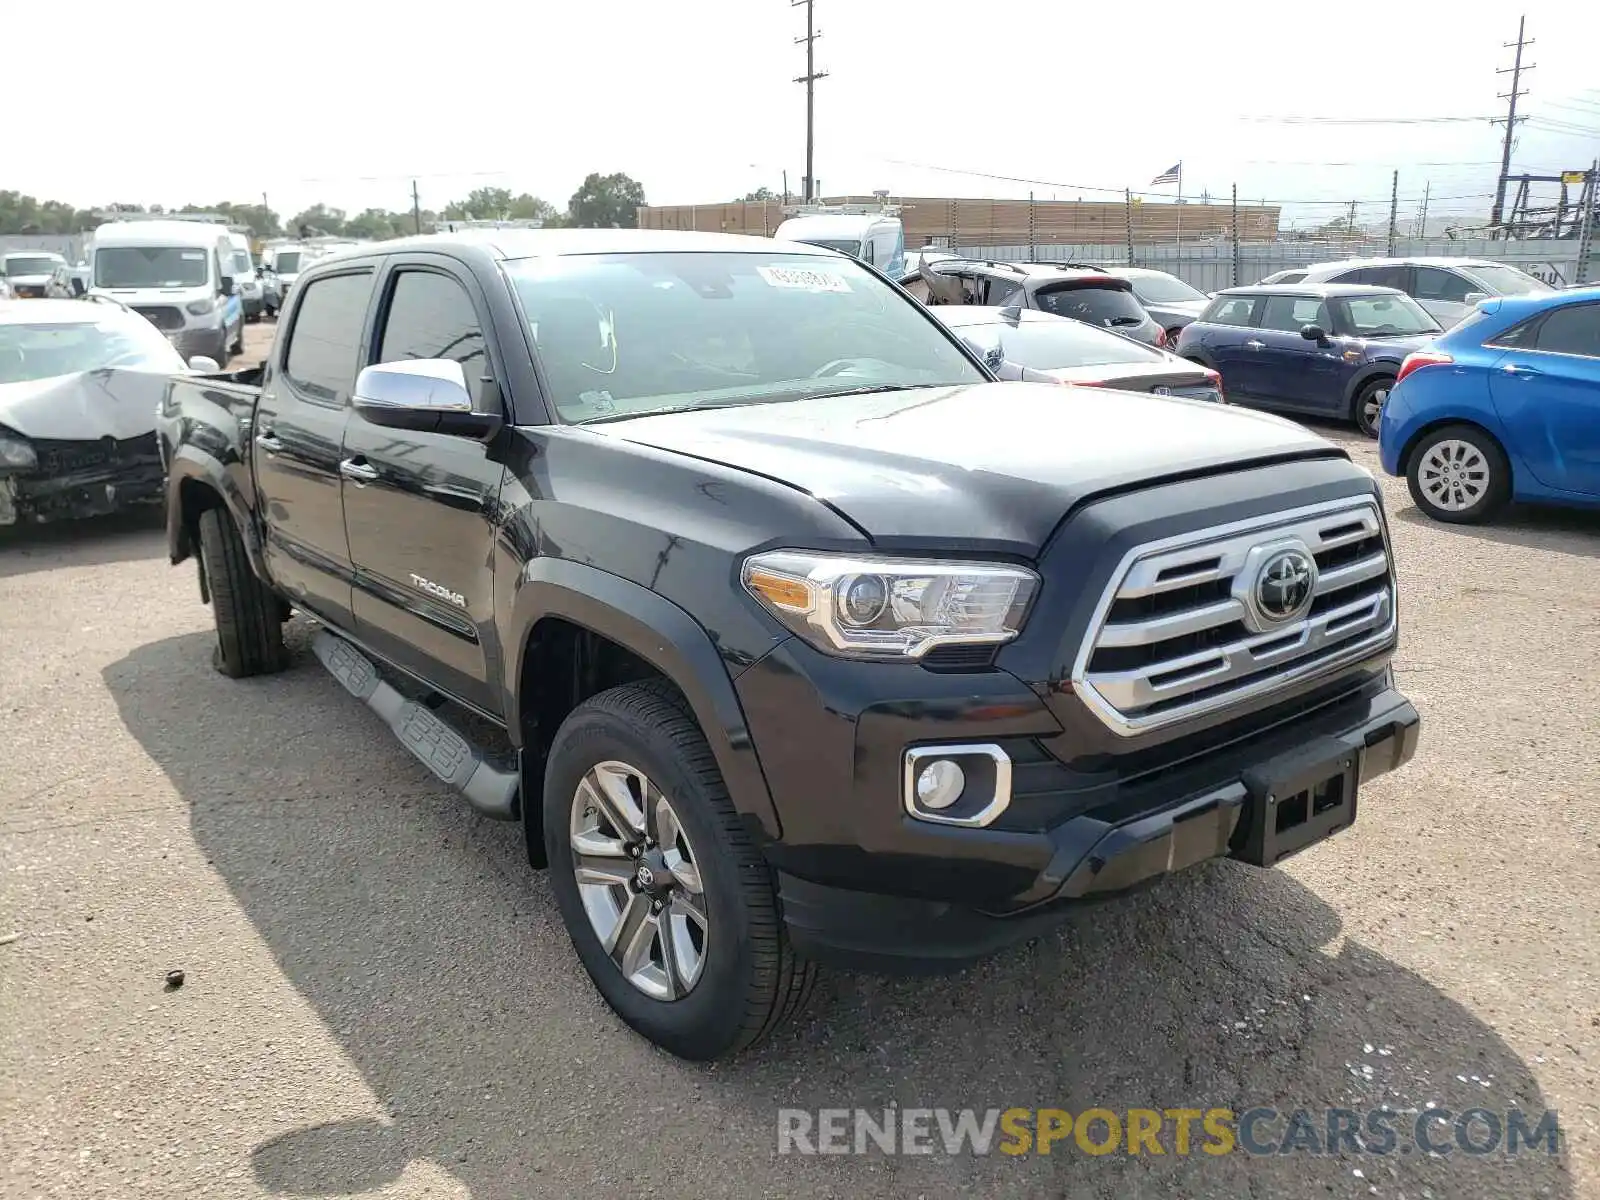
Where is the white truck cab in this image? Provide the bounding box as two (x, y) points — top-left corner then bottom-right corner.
(1, 250), (68, 299)
(261, 241), (316, 305)
(89, 220), (245, 364)
(773, 205), (906, 279)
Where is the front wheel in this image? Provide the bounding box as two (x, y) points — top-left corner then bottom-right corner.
(1352, 377), (1390, 439)
(197, 507), (288, 676)
(1405, 424), (1511, 524)
(543, 682), (815, 1060)
(230, 320), (245, 357)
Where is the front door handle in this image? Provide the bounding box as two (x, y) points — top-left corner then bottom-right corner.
(254, 431), (284, 454)
(1502, 362), (1542, 377)
(339, 457), (379, 485)
(1244, 339), (1266, 351)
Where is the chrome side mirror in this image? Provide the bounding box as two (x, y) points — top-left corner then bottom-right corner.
(187, 355), (222, 373)
(353, 358), (498, 439)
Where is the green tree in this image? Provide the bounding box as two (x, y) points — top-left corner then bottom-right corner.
(289, 204), (347, 238)
(566, 172), (646, 228)
(741, 186), (775, 201)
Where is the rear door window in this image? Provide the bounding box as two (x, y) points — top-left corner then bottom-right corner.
(282, 270), (375, 405)
(1532, 302), (1600, 358)
(1258, 295), (1329, 333)
(985, 278), (1024, 306)
(1202, 295), (1260, 326)
(1033, 283), (1147, 329)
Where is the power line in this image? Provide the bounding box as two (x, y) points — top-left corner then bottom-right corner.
(1238, 115), (1492, 126)
(1490, 15), (1535, 230)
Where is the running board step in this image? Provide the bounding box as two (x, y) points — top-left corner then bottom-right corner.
(312, 629), (519, 820)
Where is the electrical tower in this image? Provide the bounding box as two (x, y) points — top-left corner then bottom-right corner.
(1489, 15), (1535, 233)
(792, 0), (827, 202)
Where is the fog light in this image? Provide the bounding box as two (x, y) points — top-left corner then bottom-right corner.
(915, 759), (965, 810)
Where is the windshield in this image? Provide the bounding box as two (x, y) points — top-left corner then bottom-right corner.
(1462, 263), (1553, 297)
(1034, 283), (1149, 329)
(94, 246), (210, 289)
(986, 317), (1164, 369)
(1334, 293), (1442, 338)
(3, 256), (61, 277)
(504, 251), (984, 423)
(0, 316), (186, 384)
(1129, 273), (1207, 304)
(232, 251), (252, 275)
(273, 251), (302, 273)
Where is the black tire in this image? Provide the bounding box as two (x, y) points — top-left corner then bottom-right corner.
(543, 681), (815, 1060)
(1351, 376), (1391, 439)
(230, 319), (245, 357)
(197, 507), (288, 677)
(1405, 423), (1511, 525)
(1165, 326), (1184, 348)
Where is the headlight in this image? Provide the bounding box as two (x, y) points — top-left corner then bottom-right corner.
(0, 433), (37, 470)
(742, 550), (1038, 659)
(185, 297), (218, 316)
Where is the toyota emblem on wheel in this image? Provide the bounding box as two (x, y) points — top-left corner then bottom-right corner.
(635, 864), (655, 889)
(1255, 549), (1316, 622)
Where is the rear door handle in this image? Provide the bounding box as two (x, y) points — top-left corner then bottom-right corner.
(255, 431), (284, 453)
(1244, 339), (1266, 351)
(339, 457), (379, 485)
(1502, 362), (1542, 377)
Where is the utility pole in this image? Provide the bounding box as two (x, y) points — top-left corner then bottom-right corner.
(792, 0), (827, 203)
(1415, 181), (1431, 238)
(1576, 161), (1597, 286)
(1387, 170), (1400, 255)
(411, 180), (422, 234)
(1347, 199), (1358, 241)
(1125, 188), (1135, 266)
(1489, 15), (1534, 234)
(1230, 182), (1240, 286)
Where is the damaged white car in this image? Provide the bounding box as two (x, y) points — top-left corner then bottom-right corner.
(0, 297), (219, 527)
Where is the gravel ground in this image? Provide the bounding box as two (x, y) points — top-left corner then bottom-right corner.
(3, 325), (1598, 1198)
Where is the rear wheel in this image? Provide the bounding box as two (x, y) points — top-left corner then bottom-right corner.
(543, 682), (815, 1060)
(1352, 377), (1391, 439)
(1405, 424), (1511, 524)
(198, 507), (287, 676)
(1165, 326), (1184, 348)
(230, 319), (245, 357)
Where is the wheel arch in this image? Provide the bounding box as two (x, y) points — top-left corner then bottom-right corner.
(1344, 364), (1398, 409)
(164, 446), (267, 581)
(505, 558), (782, 863)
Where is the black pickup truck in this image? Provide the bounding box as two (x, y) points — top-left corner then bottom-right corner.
(158, 230), (1419, 1061)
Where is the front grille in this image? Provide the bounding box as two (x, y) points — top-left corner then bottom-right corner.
(132, 305), (185, 331)
(28, 433), (160, 477)
(1073, 498), (1395, 736)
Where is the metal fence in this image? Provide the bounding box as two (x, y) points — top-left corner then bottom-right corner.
(945, 237), (1599, 293)
(0, 234), (86, 262)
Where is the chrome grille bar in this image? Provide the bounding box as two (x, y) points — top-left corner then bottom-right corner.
(1072, 497), (1397, 737)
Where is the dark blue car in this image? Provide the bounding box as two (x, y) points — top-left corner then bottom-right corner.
(1378, 285), (1600, 524)
(1175, 284), (1443, 437)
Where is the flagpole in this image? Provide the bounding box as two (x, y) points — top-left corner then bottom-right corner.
(1175, 160), (1183, 252)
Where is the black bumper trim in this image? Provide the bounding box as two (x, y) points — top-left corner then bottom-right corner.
(777, 699), (1420, 972)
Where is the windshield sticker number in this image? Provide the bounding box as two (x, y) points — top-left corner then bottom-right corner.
(181, 250), (206, 259)
(757, 265), (851, 293)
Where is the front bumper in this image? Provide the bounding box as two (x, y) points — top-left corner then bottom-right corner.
(0, 435), (164, 526)
(170, 325), (224, 358)
(739, 638), (1417, 970)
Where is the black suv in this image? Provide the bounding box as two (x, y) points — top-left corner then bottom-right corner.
(918, 258), (1167, 346)
(159, 231), (1418, 1060)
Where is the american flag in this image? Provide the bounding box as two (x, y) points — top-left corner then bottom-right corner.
(1150, 162), (1181, 186)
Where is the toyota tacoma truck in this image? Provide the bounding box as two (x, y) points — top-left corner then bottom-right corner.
(157, 230), (1419, 1061)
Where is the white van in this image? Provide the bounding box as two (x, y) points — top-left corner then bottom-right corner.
(261, 241), (315, 306)
(773, 207), (906, 279)
(227, 231), (265, 322)
(89, 221), (245, 364)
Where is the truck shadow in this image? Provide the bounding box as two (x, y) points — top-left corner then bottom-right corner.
(105, 631), (1570, 1200)
(0, 507), (167, 579)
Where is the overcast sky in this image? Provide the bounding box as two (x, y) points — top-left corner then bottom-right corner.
(11, 0), (1600, 229)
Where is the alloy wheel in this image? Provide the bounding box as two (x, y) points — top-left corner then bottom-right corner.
(1418, 438), (1489, 512)
(569, 760), (708, 1000)
(1359, 386), (1387, 437)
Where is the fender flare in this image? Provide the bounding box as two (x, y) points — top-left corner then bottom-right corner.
(164, 444), (267, 579)
(505, 557), (781, 840)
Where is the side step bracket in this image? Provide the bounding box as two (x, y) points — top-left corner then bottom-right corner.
(312, 629), (519, 820)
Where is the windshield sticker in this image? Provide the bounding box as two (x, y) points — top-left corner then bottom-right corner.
(757, 265), (851, 293)
(580, 389), (616, 414)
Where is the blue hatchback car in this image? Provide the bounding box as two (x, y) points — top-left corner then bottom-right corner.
(1175, 283), (1444, 437)
(1378, 285), (1600, 524)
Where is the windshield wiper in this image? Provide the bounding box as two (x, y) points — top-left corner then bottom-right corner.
(805, 383), (925, 400)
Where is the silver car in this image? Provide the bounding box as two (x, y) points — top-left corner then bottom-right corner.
(1257, 257), (1553, 329)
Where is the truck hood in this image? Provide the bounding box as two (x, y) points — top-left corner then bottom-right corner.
(1359, 333), (1439, 361)
(0, 369), (167, 442)
(588, 382), (1340, 553)
(1141, 298), (1208, 321)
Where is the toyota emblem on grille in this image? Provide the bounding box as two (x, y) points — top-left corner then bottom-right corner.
(1254, 549), (1316, 623)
